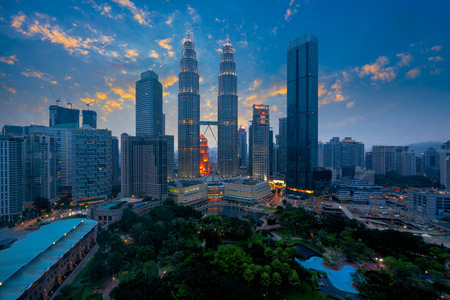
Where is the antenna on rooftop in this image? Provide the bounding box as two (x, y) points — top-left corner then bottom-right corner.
(48, 86), (61, 106)
(86, 103), (90, 110)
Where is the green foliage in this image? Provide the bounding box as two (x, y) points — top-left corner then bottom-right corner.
(375, 170), (442, 188)
(213, 244), (252, 276)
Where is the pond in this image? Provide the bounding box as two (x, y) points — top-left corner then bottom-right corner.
(296, 256), (358, 294)
(200, 206), (265, 223)
(292, 243), (321, 259)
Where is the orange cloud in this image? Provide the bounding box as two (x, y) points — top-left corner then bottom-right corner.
(3, 85), (17, 95)
(160, 74), (178, 88)
(149, 50), (159, 58)
(157, 37), (173, 50)
(96, 92), (108, 100)
(428, 56), (444, 62)
(356, 56), (397, 82)
(111, 0), (152, 26)
(406, 68), (421, 79)
(124, 49), (138, 61)
(0, 55), (18, 65)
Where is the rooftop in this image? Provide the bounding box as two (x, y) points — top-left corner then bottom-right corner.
(0, 218), (97, 300)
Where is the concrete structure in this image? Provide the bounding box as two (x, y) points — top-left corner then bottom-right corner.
(440, 141), (450, 191)
(199, 135), (210, 175)
(0, 218), (97, 300)
(323, 137), (364, 172)
(82, 109), (97, 129)
(335, 177), (382, 204)
(277, 117), (287, 175)
(121, 133), (168, 200)
(372, 146), (416, 175)
(23, 134), (58, 205)
(178, 31), (200, 178)
(223, 180), (271, 204)
(238, 126), (247, 168)
(2, 125), (29, 136)
(217, 35), (239, 177)
(136, 70), (163, 137)
(287, 34), (318, 190)
(249, 105), (270, 181)
(49, 105), (80, 128)
(89, 198), (162, 223)
(409, 190), (450, 219)
(0, 135), (25, 220)
(169, 183), (209, 207)
(29, 126), (112, 204)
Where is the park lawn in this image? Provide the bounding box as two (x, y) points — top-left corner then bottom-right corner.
(261, 206), (277, 211)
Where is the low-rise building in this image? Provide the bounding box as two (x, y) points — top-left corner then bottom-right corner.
(169, 183), (209, 207)
(409, 190), (450, 220)
(223, 180), (271, 205)
(335, 177), (383, 204)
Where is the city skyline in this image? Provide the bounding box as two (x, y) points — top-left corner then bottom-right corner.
(1, 0), (450, 148)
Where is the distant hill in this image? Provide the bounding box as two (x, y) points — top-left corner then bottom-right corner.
(407, 141), (444, 154)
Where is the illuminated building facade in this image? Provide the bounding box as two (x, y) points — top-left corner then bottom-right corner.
(287, 34), (319, 190)
(178, 31), (200, 177)
(249, 105), (270, 181)
(218, 35), (239, 177)
(199, 134), (210, 175)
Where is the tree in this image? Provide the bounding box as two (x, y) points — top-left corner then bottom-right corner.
(289, 270), (301, 288)
(213, 245), (252, 276)
(34, 196), (50, 213)
(272, 272), (282, 286)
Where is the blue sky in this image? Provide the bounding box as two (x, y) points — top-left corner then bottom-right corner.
(0, 0), (449, 149)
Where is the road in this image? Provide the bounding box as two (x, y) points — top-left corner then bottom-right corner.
(50, 244), (99, 299)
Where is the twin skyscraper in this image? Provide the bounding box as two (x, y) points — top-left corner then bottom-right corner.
(178, 31), (238, 178)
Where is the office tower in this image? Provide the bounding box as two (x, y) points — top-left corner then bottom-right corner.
(269, 130), (274, 176)
(249, 105), (270, 181)
(372, 146), (414, 175)
(424, 147), (440, 180)
(0, 135), (25, 220)
(2, 125), (29, 136)
(365, 152), (373, 170)
(29, 126), (112, 204)
(318, 141), (324, 167)
(49, 105), (80, 128)
(112, 136), (120, 185)
(199, 135), (210, 175)
(416, 156), (423, 175)
(277, 118), (287, 175)
(440, 141), (450, 191)
(178, 31), (200, 177)
(82, 109), (97, 129)
(136, 70), (163, 137)
(23, 134), (58, 205)
(121, 133), (168, 199)
(238, 126), (247, 168)
(166, 135), (175, 180)
(287, 34), (318, 190)
(323, 137), (364, 171)
(218, 35), (239, 177)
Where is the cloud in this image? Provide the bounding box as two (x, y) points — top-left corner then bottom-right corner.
(111, 85), (135, 101)
(268, 86), (287, 96)
(20, 68), (56, 83)
(428, 56), (444, 62)
(285, 0), (300, 21)
(249, 79), (262, 91)
(187, 5), (200, 22)
(157, 37), (173, 50)
(64, 76), (72, 80)
(3, 85), (17, 95)
(431, 45), (442, 52)
(10, 12), (113, 56)
(87, 0), (124, 20)
(166, 11), (177, 25)
(406, 67), (421, 79)
(0, 55), (19, 65)
(356, 56), (397, 82)
(96, 92), (107, 100)
(124, 49), (138, 61)
(160, 74), (178, 88)
(271, 27), (278, 36)
(396, 53), (413, 66)
(111, 0), (152, 27)
(319, 80), (348, 106)
(346, 101), (354, 108)
(430, 68), (443, 75)
(149, 50), (159, 58)
(329, 116), (364, 128)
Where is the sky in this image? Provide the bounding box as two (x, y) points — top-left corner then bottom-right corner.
(0, 0), (449, 149)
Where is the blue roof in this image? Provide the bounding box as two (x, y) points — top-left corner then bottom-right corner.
(0, 218), (97, 300)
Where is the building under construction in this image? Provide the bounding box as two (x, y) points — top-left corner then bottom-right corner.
(200, 134), (210, 175)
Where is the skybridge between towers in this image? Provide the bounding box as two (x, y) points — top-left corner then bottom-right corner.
(199, 120), (218, 144)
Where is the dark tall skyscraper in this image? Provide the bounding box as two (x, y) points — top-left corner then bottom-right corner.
(49, 105), (80, 128)
(82, 109), (97, 129)
(218, 35), (238, 177)
(278, 117), (287, 174)
(238, 126), (247, 168)
(287, 34), (318, 190)
(178, 31), (200, 178)
(249, 105), (270, 181)
(136, 70), (163, 137)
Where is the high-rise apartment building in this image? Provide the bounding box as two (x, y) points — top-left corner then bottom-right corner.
(286, 34), (319, 190)
(323, 137), (364, 171)
(112, 136), (120, 186)
(178, 31), (200, 178)
(199, 135), (210, 176)
(423, 147), (440, 180)
(136, 70), (163, 137)
(365, 152), (373, 170)
(121, 133), (168, 199)
(29, 126), (112, 204)
(49, 105), (80, 128)
(249, 105), (270, 181)
(238, 126), (247, 168)
(23, 134), (58, 204)
(277, 117), (287, 175)
(372, 146), (416, 175)
(440, 141), (450, 191)
(0, 135), (25, 220)
(218, 35), (238, 177)
(82, 110), (97, 129)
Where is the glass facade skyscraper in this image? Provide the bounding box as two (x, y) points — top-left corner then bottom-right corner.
(238, 126), (247, 168)
(218, 35), (239, 177)
(249, 105), (270, 181)
(287, 34), (318, 190)
(136, 70), (163, 137)
(178, 31), (200, 177)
